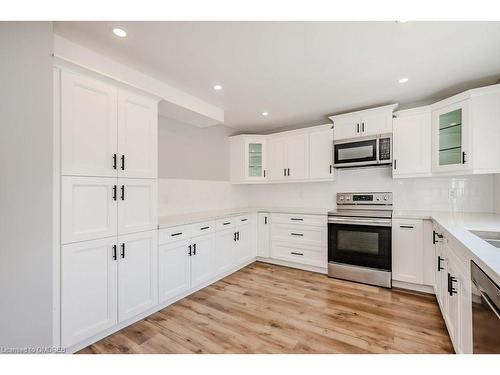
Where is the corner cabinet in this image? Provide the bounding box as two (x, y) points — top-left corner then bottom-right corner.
(230, 136), (267, 183)
(392, 107), (431, 178)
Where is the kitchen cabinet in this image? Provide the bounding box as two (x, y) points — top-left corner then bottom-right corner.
(392, 107), (432, 178)
(229, 136), (267, 183)
(392, 219), (424, 284)
(61, 71), (118, 178)
(158, 239), (191, 303)
(308, 125), (334, 180)
(117, 178), (158, 235)
(61, 237), (118, 347)
(430, 84), (500, 175)
(257, 213), (271, 258)
(190, 233), (215, 288)
(235, 222), (254, 264)
(268, 133), (309, 181)
(214, 228), (237, 275)
(118, 231), (158, 322)
(329, 104), (397, 141)
(61, 176), (118, 244)
(61, 70), (158, 179)
(117, 89), (158, 179)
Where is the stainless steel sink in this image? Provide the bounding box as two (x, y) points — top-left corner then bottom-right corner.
(470, 230), (500, 248)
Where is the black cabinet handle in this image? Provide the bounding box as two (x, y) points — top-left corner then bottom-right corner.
(188, 244), (192, 256)
(290, 233), (304, 237)
(437, 256), (444, 271)
(112, 244), (117, 260)
(120, 243), (125, 259)
(394, 159), (397, 170)
(241, 218), (247, 222)
(462, 152), (466, 164)
(171, 232), (183, 237)
(223, 222), (230, 226)
(193, 243), (197, 255)
(290, 218), (303, 221)
(283, 168), (286, 177)
(448, 273), (458, 296)
(120, 185), (125, 200)
(356, 123), (360, 133)
(113, 154), (117, 170)
(264, 216), (267, 225)
(233, 232), (237, 241)
(121, 155), (125, 170)
(112, 185), (117, 201)
(330, 164), (332, 174)
(291, 252), (304, 256)
(200, 226), (209, 230)
(433, 230), (443, 244)
(362, 122), (365, 132)
(399, 225), (414, 229)
(237, 231), (240, 241)
(263, 170), (266, 178)
(287, 168), (290, 176)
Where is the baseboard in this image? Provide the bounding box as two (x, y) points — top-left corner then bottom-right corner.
(66, 257), (256, 354)
(392, 280), (435, 294)
(256, 257), (327, 274)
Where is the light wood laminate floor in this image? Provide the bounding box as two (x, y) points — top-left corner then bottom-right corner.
(78, 262), (454, 354)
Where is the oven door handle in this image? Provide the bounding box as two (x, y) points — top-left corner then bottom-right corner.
(473, 281), (500, 320)
(328, 217), (392, 227)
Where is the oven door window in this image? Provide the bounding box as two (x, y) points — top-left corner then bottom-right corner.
(328, 223), (391, 270)
(334, 139), (377, 165)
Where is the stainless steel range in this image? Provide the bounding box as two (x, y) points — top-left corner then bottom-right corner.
(328, 192), (393, 288)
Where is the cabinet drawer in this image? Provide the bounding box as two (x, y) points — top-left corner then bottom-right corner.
(235, 214), (254, 226)
(271, 241), (326, 268)
(271, 223), (326, 247)
(191, 220), (215, 237)
(216, 217), (238, 230)
(271, 213), (327, 227)
(159, 224), (192, 244)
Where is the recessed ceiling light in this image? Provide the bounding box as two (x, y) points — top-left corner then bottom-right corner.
(398, 77), (409, 84)
(213, 85), (223, 91)
(262, 112), (269, 116)
(112, 28), (127, 38)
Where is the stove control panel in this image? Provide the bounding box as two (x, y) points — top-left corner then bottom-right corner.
(337, 192), (392, 206)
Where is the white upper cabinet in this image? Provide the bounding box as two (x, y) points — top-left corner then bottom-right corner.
(117, 90), (158, 179)
(308, 125), (334, 180)
(392, 107), (432, 178)
(229, 136), (267, 183)
(118, 230), (158, 322)
(61, 71), (118, 177)
(268, 137), (288, 181)
(431, 84), (500, 175)
(330, 104), (397, 141)
(268, 133), (309, 181)
(61, 237), (118, 347)
(61, 176), (118, 244)
(117, 178), (158, 235)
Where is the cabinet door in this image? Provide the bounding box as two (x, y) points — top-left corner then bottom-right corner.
(61, 237), (118, 347)
(446, 255), (460, 348)
(257, 213), (271, 258)
(118, 230), (158, 322)
(392, 219), (424, 284)
(286, 134), (309, 180)
(245, 138), (267, 181)
(215, 229), (237, 275)
(332, 116), (360, 140)
(432, 100), (470, 173)
(61, 71), (118, 177)
(158, 240), (191, 303)
(117, 90), (158, 178)
(361, 111), (393, 136)
(61, 176), (118, 244)
(309, 126), (334, 179)
(268, 137), (287, 180)
(117, 178), (157, 235)
(236, 224), (254, 264)
(393, 111), (431, 178)
(191, 233), (215, 288)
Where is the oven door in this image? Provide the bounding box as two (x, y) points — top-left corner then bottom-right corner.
(328, 217), (392, 271)
(333, 137), (378, 167)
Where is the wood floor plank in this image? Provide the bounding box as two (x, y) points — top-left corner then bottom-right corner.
(78, 262), (454, 354)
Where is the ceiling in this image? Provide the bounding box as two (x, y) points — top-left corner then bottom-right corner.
(54, 21), (500, 133)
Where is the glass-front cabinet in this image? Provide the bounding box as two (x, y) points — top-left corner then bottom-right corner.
(432, 100), (470, 173)
(245, 138), (267, 181)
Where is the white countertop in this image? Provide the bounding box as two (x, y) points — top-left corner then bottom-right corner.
(158, 206), (332, 228)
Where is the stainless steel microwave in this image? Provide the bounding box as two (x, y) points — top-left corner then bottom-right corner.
(333, 133), (392, 168)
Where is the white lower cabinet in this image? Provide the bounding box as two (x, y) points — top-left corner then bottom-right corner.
(215, 228), (237, 275)
(158, 239), (191, 303)
(392, 219), (424, 284)
(117, 231), (158, 322)
(61, 237), (118, 347)
(257, 213), (271, 258)
(190, 233), (215, 288)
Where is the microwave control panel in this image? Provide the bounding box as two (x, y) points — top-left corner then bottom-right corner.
(379, 137), (391, 161)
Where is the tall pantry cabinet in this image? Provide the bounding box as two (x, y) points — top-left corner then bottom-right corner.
(57, 69), (159, 347)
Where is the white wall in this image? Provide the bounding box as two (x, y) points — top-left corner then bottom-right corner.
(0, 22), (54, 348)
(495, 174), (500, 214)
(247, 167), (495, 212)
(158, 116), (236, 181)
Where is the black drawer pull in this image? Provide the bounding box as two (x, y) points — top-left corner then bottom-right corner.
(399, 225), (414, 229)
(290, 218), (303, 221)
(290, 233), (304, 236)
(241, 218), (248, 222)
(171, 232), (183, 237)
(291, 252), (304, 256)
(200, 226), (209, 230)
(437, 256), (444, 271)
(113, 154), (117, 170)
(223, 222), (231, 225)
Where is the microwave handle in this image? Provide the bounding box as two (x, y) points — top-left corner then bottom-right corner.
(376, 137), (380, 164)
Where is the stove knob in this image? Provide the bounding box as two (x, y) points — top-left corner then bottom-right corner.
(339, 195), (344, 201)
(384, 195), (388, 201)
(346, 196), (351, 201)
(376, 197), (381, 201)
